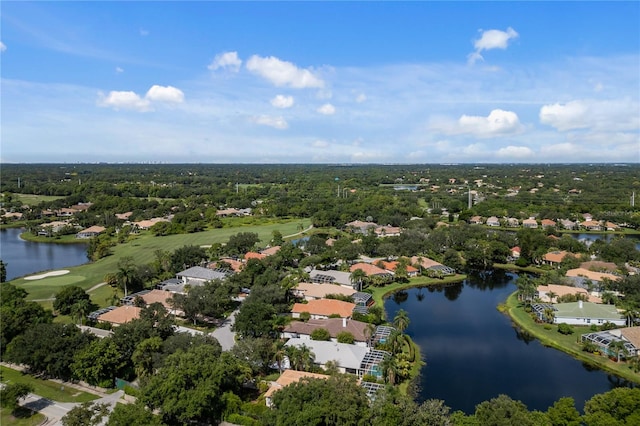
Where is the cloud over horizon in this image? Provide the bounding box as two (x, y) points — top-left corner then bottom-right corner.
(246, 55), (324, 89)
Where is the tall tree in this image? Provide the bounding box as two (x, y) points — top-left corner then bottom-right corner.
(393, 309), (410, 334)
(53, 285), (93, 316)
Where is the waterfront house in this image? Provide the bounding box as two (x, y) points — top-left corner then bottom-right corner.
(76, 225), (106, 239)
(546, 300), (624, 326)
(281, 317), (371, 347)
(291, 299), (356, 320)
(293, 282), (357, 301)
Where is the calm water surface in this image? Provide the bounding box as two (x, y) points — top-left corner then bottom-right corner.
(0, 228), (89, 281)
(385, 271), (633, 414)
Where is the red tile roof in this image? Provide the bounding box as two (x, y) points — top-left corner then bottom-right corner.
(97, 306), (141, 325)
(349, 263), (389, 277)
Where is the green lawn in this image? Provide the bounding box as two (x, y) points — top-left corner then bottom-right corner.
(10, 218), (311, 302)
(0, 366), (99, 403)
(12, 193), (64, 205)
(505, 292), (640, 384)
(0, 407), (45, 426)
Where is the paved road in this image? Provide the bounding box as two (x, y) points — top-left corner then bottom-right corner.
(211, 309), (238, 351)
(21, 390), (124, 426)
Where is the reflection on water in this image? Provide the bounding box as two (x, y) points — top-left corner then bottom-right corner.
(385, 274), (633, 414)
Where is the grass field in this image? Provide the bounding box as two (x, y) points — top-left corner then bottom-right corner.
(12, 193), (64, 205)
(0, 407), (45, 426)
(11, 218), (311, 302)
(0, 366), (98, 403)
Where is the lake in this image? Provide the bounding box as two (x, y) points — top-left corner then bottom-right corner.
(0, 228), (89, 281)
(384, 270), (633, 414)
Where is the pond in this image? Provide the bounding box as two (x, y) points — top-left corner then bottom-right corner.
(384, 270), (634, 414)
(0, 228), (89, 281)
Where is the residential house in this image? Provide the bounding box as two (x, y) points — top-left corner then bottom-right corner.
(284, 338), (388, 378)
(261, 246), (281, 257)
(265, 370), (330, 408)
(293, 282), (357, 301)
(580, 261), (619, 274)
(380, 261), (419, 277)
(176, 266), (231, 287)
(374, 225), (401, 237)
(349, 263), (394, 281)
(580, 220), (602, 231)
(76, 225), (106, 239)
(506, 218), (520, 228)
(2, 212), (23, 221)
(96, 305), (142, 326)
(605, 222), (620, 231)
(133, 217), (170, 230)
(291, 299), (356, 320)
(536, 284), (600, 304)
(581, 327), (639, 359)
(38, 220), (72, 236)
(309, 269), (353, 288)
(115, 212), (133, 220)
(560, 219), (577, 230)
(546, 300), (624, 326)
(410, 256), (455, 275)
(542, 251), (574, 267)
(511, 247), (521, 259)
(345, 220), (377, 234)
(541, 219), (557, 228)
(565, 268), (621, 285)
(486, 216), (500, 227)
(211, 258), (244, 273)
(282, 318), (372, 347)
(522, 218), (538, 228)
(56, 207), (79, 217)
(469, 216), (483, 225)
(244, 251), (266, 261)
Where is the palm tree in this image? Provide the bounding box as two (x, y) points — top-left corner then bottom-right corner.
(350, 269), (367, 292)
(364, 323), (376, 348)
(546, 291), (557, 304)
(116, 256), (137, 298)
(622, 305), (639, 328)
(608, 340), (629, 362)
(380, 354), (399, 385)
(393, 309), (410, 334)
(71, 299), (92, 325)
(272, 340), (287, 373)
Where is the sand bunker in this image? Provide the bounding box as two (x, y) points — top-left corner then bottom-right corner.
(24, 270), (71, 280)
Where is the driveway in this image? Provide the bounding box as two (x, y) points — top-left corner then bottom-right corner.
(21, 390), (124, 426)
(210, 309), (238, 351)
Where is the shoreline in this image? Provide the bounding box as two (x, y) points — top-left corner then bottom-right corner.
(503, 291), (640, 385)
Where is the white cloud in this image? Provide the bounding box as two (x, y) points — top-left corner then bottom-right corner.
(468, 27), (519, 64)
(246, 55), (324, 88)
(145, 85), (185, 103)
(271, 95), (294, 109)
(496, 145), (534, 159)
(0, 41), (6, 52)
(356, 93), (367, 103)
(317, 103), (336, 115)
(253, 115), (288, 129)
(312, 140), (329, 148)
(432, 109), (523, 138)
(208, 51), (242, 72)
(98, 85), (184, 111)
(539, 99), (639, 132)
(115, 67), (124, 73)
(97, 91), (151, 112)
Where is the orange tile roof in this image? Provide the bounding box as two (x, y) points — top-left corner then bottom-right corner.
(291, 299), (356, 318)
(566, 268), (621, 282)
(543, 251), (574, 264)
(380, 261), (418, 274)
(261, 246), (281, 256)
(244, 251), (266, 260)
(410, 256), (443, 269)
(141, 289), (174, 309)
(97, 306), (142, 325)
(265, 370), (330, 399)
(349, 263), (389, 276)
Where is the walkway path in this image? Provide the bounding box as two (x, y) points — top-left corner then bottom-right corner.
(21, 390), (124, 426)
(284, 224), (313, 239)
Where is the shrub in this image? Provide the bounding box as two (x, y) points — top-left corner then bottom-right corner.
(557, 323), (574, 335)
(226, 413), (260, 426)
(311, 328), (331, 341)
(299, 312), (311, 322)
(336, 331), (355, 344)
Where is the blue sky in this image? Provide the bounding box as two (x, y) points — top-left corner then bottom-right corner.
(1, 1), (639, 163)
